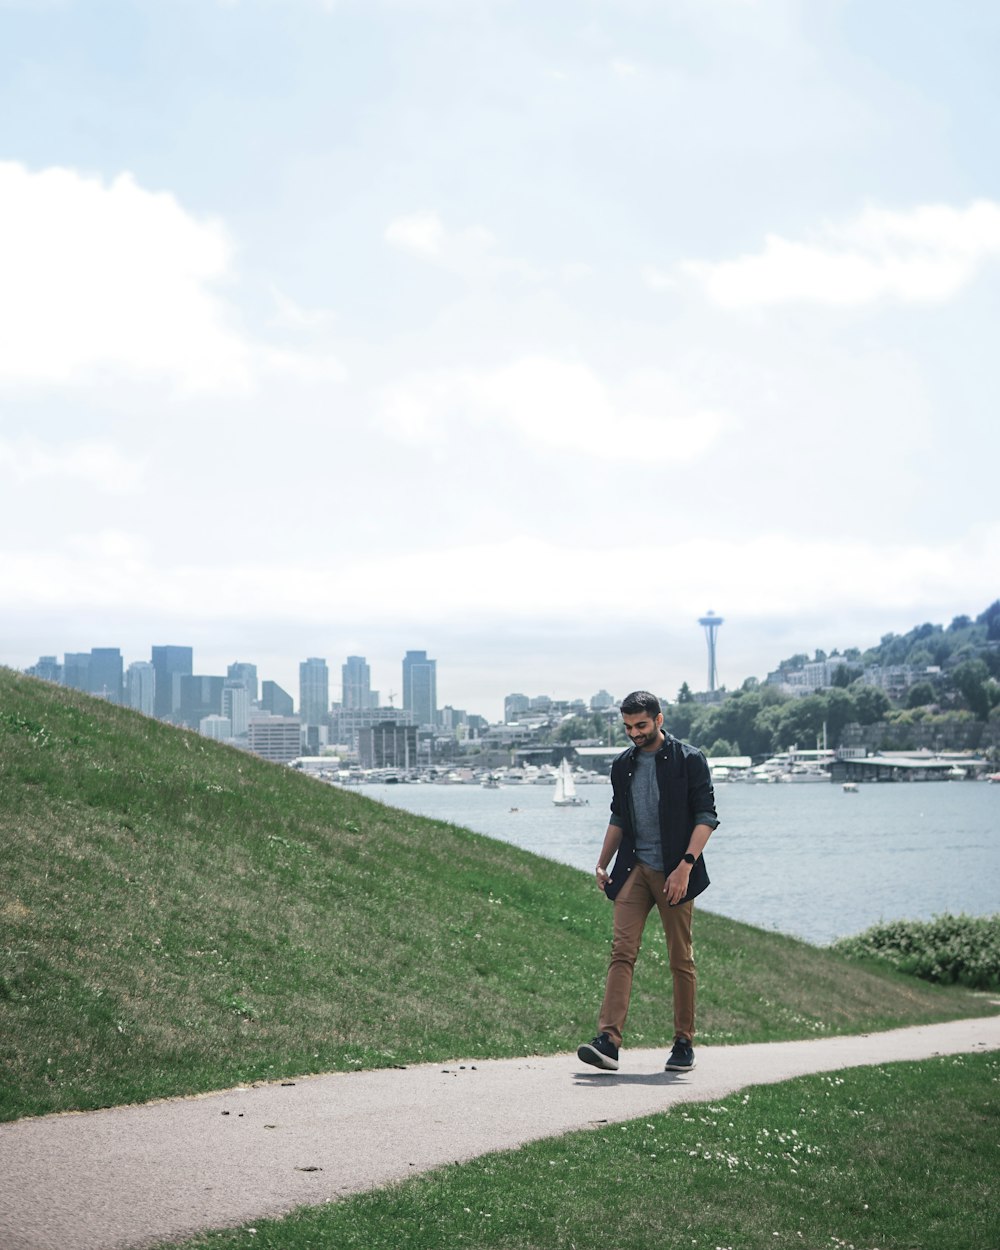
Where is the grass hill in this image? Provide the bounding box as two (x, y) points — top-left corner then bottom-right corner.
(0, 669), (991, 1123)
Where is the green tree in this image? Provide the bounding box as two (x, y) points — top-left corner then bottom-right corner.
(556, 716), (595, 744)
(906, 681), (937, 710)
(852, 683), (891, 725)
(953, 660), (990, 721)
(677, 682), (694, 704)
(707, 738), (736, 757)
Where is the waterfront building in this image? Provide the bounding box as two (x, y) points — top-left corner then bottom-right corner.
(227, 662), (259, 705)
(221, 681), (250, 737)
(151, 645), (193, 720)
(199, 714), (232, 741)
(402, 650), (437, 728)
(299, 657), (330, 728)
(126, 661), (156, 717)
(248, 715), (302, 763)
(358, 721), (418, 770)
(342, 655), (376, 710)
(261, 680), (294, 717)
(330, 705), (417, 750)
(89, 648), (124, 703)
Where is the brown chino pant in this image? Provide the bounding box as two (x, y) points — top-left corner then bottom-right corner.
(598, 861), (696, 1048)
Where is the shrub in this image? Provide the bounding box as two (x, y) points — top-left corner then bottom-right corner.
(832, 913), (1000, 991)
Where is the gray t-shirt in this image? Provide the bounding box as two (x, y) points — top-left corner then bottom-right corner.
(631, 749), (663, 871)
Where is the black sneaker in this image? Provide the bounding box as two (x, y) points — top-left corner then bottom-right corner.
(577, 1032), (619, 1070)
(664, 1038), (696, 1071)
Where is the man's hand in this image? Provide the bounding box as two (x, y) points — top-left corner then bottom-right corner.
(663, 862), (691, 906)
(596, 865), (610, 892)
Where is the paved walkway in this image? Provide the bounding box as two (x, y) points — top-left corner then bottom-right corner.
(2, 1016), (999, 1250)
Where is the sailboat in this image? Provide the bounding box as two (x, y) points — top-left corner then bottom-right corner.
(553, 759), (587, 807)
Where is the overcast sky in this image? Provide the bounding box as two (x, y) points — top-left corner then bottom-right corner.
(2, 0), (998, 720)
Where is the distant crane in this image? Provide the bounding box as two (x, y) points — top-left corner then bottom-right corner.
(698, 611), (724, 693)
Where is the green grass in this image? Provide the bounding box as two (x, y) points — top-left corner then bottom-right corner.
(0, 669), (994, 1122)
(158, 1052), (1000, 1250)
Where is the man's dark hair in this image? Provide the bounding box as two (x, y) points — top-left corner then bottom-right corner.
(619, 690), (661, 717)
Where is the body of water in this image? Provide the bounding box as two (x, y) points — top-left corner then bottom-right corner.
(361, 779), (999, 945)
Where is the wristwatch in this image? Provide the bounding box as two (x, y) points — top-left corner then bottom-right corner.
(681, 853), (697, 865)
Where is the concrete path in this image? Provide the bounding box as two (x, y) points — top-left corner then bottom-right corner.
(2, 1016), (999, 1250)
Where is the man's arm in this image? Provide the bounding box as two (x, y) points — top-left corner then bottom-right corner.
(595, 823), (623, 892)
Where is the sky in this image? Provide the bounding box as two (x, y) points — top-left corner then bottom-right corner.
(2, 0), (998, 721)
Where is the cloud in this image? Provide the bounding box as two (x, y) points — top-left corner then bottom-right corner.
(384, 211), (537, 281)
(0, 162), (345, 394)
(5, 524), (997, 636)
(0, 438), (144, 495)
(641, 266), (678, 292)
(683, 200), (1000, 308)
(377, 355), (728, 462)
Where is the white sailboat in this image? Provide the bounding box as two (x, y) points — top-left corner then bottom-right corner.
(553, 759), (587, 806)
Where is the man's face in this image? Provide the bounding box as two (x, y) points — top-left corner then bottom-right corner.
(622, 709), (664, 751)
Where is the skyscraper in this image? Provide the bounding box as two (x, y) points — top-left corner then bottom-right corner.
(27, 656), (62, 683)
(402, 650), (437, 728)
(126, 661), (156, 717)
(299, 657), (330, 727)
(227, 662), (259, 705)
(89, 648), (124, 703)
(261, 681), (294, 717)
(151, 645), (193, 720)
(63, 652), (91, 692)
(342, 655), (373, 710)
(222, 681), (250, 737)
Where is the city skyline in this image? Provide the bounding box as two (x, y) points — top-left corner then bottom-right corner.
(3, 3), (998, 712)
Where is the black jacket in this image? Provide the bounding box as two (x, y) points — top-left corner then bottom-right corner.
(605, 733), (718, 903)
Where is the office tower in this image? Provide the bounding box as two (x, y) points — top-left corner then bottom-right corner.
(126, 661), (156, 717)
(359, 722), (418, 770)
(504, 692), (530, 721)
(178, 675), (224, 728)
(299, 657), (330, 728)
(151, 645), (193, 720)
(227, 662), (258, 705)
(590, 689), (614, 711)
(248, 715), (302, 763)
(698, 611), (724, 693)
(221, 681), (250, 737)
(27, 656), (62, 683)
(261, 681), (294, 717)
(342, 655), (374, 710)
(402, 650), (437, 729)
(89, 648), (124, 703)
(63, 652), (91, 692)
(199, 715), (232, 740)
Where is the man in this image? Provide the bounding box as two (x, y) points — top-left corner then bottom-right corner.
(578, 690), (719, 1073)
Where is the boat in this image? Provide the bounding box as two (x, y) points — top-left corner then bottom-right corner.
(842, 781), (858, 793)
(481, 773), (501, 789)
(553, 759), (588, 807)
(776, 763), (830, 783)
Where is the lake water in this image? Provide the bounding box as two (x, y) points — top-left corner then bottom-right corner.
(361, 780), (999, 946)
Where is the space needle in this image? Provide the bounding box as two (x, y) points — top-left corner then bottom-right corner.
(698, 611), (724, 693)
